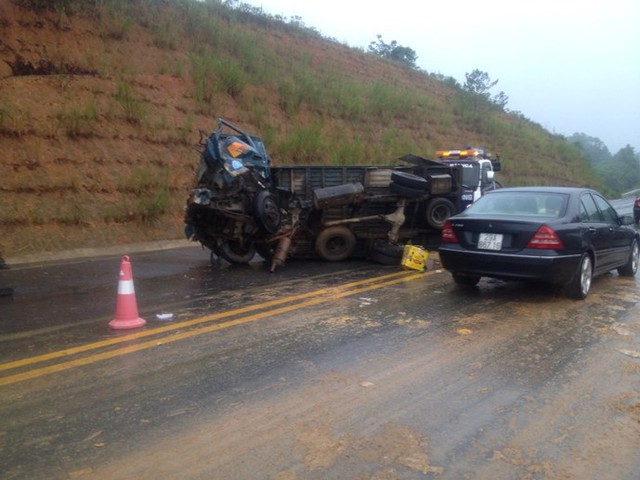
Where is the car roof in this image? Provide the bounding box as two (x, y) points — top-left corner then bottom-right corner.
(488, 186), (595, 195)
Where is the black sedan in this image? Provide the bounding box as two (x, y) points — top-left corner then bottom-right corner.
(438, 187), (640, 299)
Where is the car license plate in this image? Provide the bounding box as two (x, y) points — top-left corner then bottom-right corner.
(478, 233), (503, 250)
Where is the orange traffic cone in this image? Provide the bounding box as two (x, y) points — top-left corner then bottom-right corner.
(108, 255), (146, 330)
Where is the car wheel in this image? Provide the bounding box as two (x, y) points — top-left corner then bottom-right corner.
(567, 253), (592, 299)
(390, 171), (428, 190)
(254, 191), (281, 234)
(618, 238), (639, 277)
(452, 272), (481, 286)
(315, 226), (357, 262)
(216, 239), (256, 264)
(425, 197), (455, 229)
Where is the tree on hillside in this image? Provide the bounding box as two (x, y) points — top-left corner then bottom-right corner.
(613, 145), (640, 192)
(464, 69), (497, 99)
(431, 73), (461, 89)
(493, 91), (509, 109)
(568, 133), (611, 167)
(594, 145), (640, 195)
(463, 69), (508, 110)
(368, 35), (417, 69)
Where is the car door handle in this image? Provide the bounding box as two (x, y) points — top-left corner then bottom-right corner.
(588, 227), (596, 234)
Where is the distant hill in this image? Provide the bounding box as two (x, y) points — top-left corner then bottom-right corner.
(0, 0), (602, 258)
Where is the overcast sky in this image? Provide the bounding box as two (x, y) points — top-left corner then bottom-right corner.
(240, 0), (639, 154)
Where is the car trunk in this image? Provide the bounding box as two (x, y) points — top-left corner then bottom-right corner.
(452, 217), (547, 252)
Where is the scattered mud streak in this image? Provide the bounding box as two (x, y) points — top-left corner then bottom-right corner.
(464, 280), (640, 479)
(294, 422), (443, 476)
(296, 424), (347, 470)
(354, 423), (444, 475)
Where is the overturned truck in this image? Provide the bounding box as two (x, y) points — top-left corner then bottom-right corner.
(184, 119), (484, 271)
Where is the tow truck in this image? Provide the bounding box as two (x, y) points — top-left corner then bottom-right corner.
(436, 147), (502, 209)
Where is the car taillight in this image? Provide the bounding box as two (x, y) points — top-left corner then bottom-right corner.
(441, 220), (459, 243)
(526, 225), (564, 249)
(635, 198), (640, 207)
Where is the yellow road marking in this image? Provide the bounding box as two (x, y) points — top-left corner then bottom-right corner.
(0, 270), (413, 372)
(0, 270), (436, 386)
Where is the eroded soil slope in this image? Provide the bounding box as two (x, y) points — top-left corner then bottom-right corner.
(0, 2), (249, 258)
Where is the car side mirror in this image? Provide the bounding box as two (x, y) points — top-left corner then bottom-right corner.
(620, 215), (635, 226)
(482, 170), (495, 184)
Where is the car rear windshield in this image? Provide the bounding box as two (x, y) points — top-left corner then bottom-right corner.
(468, 192), (568, 217)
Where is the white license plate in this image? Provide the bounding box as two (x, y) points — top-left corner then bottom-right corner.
(478, 233), (503, 250)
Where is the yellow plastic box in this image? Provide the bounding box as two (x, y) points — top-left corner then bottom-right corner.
(401, 245), (429, 272)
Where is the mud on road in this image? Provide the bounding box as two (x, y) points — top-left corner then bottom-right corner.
(1, 248), (639, 479)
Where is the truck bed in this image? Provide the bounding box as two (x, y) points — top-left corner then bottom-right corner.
(272, 164), (449, 249)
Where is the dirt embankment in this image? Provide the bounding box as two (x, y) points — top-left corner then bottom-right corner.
(0, 2), (238, 259)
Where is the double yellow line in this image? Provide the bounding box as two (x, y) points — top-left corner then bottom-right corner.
(0, 269), (434, 387)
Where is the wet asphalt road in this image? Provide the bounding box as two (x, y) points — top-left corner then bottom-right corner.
(1, 232), (640, 478)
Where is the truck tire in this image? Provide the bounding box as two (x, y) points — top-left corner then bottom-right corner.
(315, 226), (357, 262)
(391, 171), (428, 190)
(370, 250), (401, 265)
(370, 239), (404, 265)
(425, 197), (455, 229)
(371, 239), (404, 257)
(390, 181), (424, 199)
(254, 191), (281, 234)
(216, 239), (256, 264)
